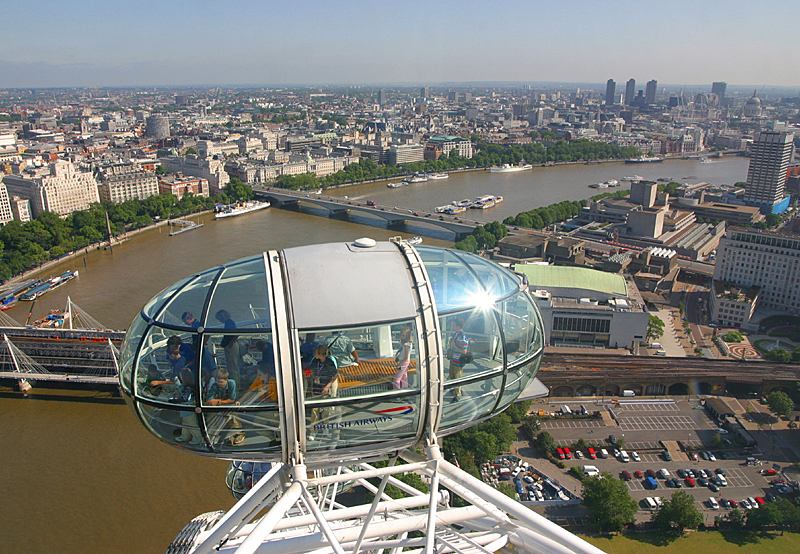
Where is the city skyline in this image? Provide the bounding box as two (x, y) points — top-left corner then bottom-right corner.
(2, 0), (800, 88)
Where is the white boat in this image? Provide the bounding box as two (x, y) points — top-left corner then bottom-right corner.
(489, 163), (533, 173)
(622, 175), (644, 181)
(455, 199), (473, 208)
(215, 200), (270, 219)
(434, 205), (451, 213)
(427, 173), (449, 180)
(607, 179), (620, 187)
(624, 156), (664, 164)
(405, 174), (428, 183)
(387, 182), (406, 189)
(470, 195), (498, 209)
(407, 236), (423, 245)
(494, 195), (504, 204)
(443, 205), (467, 214)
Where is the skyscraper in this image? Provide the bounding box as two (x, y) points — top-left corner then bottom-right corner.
(711, 81), (727, 101)
(420, 86), (429, 100)
(625, 78), (636, 106)
(377, 89), (385, 107)
(645, 80), (657, 105)
(743, 130), (794, 213)
(605, 79), (616, 106)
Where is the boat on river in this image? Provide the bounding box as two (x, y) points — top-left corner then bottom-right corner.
(489, 163), (532, 173)
(215, 200), (270, 219)
(387, 182), (406, 189)
(622, 175), (644, 181)
(19, 270), (79, 301)
(470, 195), (499, 209)
(624, 156), (664, 164)
(404, 174), (429, 183)
(426, 173), (449, 180)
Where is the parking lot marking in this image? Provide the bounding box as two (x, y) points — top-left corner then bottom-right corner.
(618, 402), (679, 412)
(618, 415), (705, 431)
(540, 419), (604, 430)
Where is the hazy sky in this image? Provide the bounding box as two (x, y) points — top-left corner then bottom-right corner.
(2, 0), (799, 88)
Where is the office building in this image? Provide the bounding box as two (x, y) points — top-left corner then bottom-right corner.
(10, 195), (31, 222)
(377, 89), (385, 107)
(713, 227), (800, 324)
(743, 130), (793, 214)
(605, 79), (616, 105)
(145, 114), (170, 140)
(2, 160), (100, 217)
(425, 136), (473, 159)
(97, 163), (160, 204)
(711, 81), (727, 101)
(625, 78), (636, 106)
(0, 180), (13, 225)
(630, 180), (657, 208)
(388, 144), (425, 165)
(160, 155), (230, 194)
(516, 264), (648, 348)
(645, 80), (657, 105)
(158, 174), (209, 200)
(420, 86), (429, 99)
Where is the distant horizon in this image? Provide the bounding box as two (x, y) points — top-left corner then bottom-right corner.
(3, 0), (799, 88)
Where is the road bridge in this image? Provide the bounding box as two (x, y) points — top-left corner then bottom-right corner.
(255, 187), (478, 240)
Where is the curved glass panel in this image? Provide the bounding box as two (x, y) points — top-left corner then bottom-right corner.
(204, 410), (281, 454)
(417, 246), (484, 312)
(497, 354), (541, 411)
(305, 392), (420, 451)
(201, 333), (276, 407)
(135, 326), (198, 405)
(138, 402), (206, 452)
(440, 374), (504, 429)
(501, 292), (540, 364)
(142, 276), (193, 320)
(226, 462), (273, 500)
(119, 314), (149, 393)
(158, 269), (220, 328)
(205, 257), (270, 331)
(440, 309), (503, 385)
(454, 251), (520, 300)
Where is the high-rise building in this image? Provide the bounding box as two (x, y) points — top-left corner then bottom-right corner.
(711, 81), (727, 101)
(743, 130), (794, 213)
(377, 89), (385, 107)
(2, 160), (100, 217)
(625, 78), (636, 106)
(713, 227), (800, 325)
(0, 179), (13, 225)
(420, 86), (429, 99)
(645, 80), (657, 105)
(97, 163), (160, 204)
(605, 79), (616, 105)
(145, 114), (170, 140)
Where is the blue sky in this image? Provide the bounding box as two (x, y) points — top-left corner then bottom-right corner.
(1, 0), (798, 87)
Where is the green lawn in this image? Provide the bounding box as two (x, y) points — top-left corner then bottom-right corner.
(581, 531), (800, 553)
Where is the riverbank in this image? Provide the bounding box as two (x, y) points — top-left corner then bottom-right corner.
(2, 211), (210, 287)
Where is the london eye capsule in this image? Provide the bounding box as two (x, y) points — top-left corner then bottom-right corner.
(118, 240), (544, 465)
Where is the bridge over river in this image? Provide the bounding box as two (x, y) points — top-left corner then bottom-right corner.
(255, 187), (478, 240)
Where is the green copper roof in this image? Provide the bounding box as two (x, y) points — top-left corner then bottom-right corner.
(516, 265), (628, 297)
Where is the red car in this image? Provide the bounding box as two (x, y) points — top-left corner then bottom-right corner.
(755, 497), (766, 506)
(587, 447), (597, 460)
(620, 470), (632, 481)
(634, 470), (644, 479)
(556, 448), (565, 460)
(685, 477), (696, 487)
(729, 499), (738, 508)
(762, 468), (778, 476)
(563, 447), (572, 459)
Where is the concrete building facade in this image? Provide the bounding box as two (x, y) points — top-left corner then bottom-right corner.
(97, 163), (160, 203)
(160, 156), (230, 194)
(2, 160), (100, 217)
(158, 174), (210, 200)
(0, 180), (13, 224)
(743, 130), (793, 213)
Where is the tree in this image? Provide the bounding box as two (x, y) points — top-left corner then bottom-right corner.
(534, 431), (555, 454)
(520, 415), (540, 440)
(652, 491), (703, 534)
(726, 508), (746, 529)
(746, 500), (784, 530)
(767, 391), (795, 418)
(505, 400), (531, 423)
(582, 473), (637, 532)
(647, 315), (665, 342)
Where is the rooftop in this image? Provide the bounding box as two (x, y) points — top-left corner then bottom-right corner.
(515, 264), (628, 297)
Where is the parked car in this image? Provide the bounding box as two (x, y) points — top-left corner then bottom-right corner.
(691, 452), (700, 462)
(620, 470), (632, 481)
(677, 469), (688, 478)
(754, 496), (766, 506)
(740, 499), (752, 510)
(707, 452), (717, 461)
(587, 447), (597, 460)
(556, 447), (565, 460)
(657, 469), (671, 479)
(575, 450), (584, 459)
(563, 447), (572, 460)
(645, 469), (656, 478)
(599, 449), (609, 459)
(747, 496), (758, 509)
(716, 474), (728, 486)
(720, 498), (731, 508)
(698, 478), (709, 487)
(762, 468), (778, 476)
(729, 499), (738, 508)
(685, 477), (696, 487)
(631, 451), (641, 462)
(634, 470), (644, 479)
(644, 476), (659, 490)
(662, 450), (672, 461)
(708, 497), (720, 510)
(715, 468), (726, 475)
(366, 200), (377, 207)
(709, 482), (720, 493)
(698, 469), (709, 479)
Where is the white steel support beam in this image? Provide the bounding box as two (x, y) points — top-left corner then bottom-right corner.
(234, 481), (304, 554)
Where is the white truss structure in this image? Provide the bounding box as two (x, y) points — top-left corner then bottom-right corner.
(174, 443), (605, 554)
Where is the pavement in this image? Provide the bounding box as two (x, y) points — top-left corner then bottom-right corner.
(651, 308), (687, 357)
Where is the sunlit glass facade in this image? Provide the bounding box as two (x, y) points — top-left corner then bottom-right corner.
(119, 241), (544, 464)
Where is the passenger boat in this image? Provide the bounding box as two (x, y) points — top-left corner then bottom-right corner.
(434, 205), (451, 213)
(404, 174), (428, 183)
(455, 199), (472, 208)
(470, 195), (498, 209)
(589, 179), (619, 189)
(426, 173), (449, 180)
(624, 156), (664, 164)
(443, 205), (467, 215)
(215, 200), (270, 219)
(622, 175), (644, 181)
(387, 182), (406, 189)
(0, 279), (40, 311)
(19, 270), (79, 301)
(489, 163), (533, 173)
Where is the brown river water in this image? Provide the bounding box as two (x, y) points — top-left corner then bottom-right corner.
(0, 156), (748, 553)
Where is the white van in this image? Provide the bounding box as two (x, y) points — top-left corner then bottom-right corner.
(645, 497), (658, 511)
(708, 497), (720, 510)
(622, 390), (636, 397)
(619, 450), (630, 463)
(650, 342), (663, 350)
(655, 349), (667, 357)
(658, 468), (671, 479)
(583, 465), (600, 477)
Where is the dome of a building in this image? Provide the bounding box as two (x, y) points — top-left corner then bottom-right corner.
(118, 240), (544, 464)
(744, 90), (762, 117)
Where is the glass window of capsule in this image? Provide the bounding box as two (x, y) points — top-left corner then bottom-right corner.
(119, 244), (544, 461)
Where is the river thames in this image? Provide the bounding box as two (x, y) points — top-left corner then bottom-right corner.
(0, 156), (748, 553)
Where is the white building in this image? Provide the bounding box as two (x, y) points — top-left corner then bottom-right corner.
(743, 130), (793, 213)
(0, 179), (13, 224)
(713, 227), (800, 322)
(2, 160), (100, 217)
(97, 163), (160, 203)
(160, 155), (230, 194)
